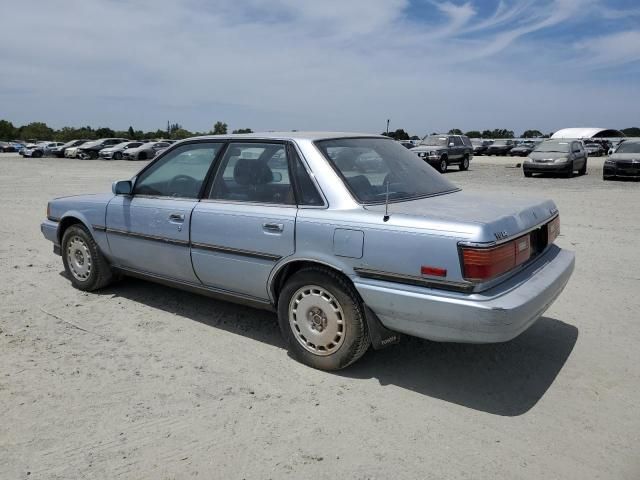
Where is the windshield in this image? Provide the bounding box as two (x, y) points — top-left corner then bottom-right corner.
(616, 142), (640, 154)
(420, 135), (448, 146)
(492, 140), (511, 146)
(315, 137), (459, 204)
(535, 142), (570, 153)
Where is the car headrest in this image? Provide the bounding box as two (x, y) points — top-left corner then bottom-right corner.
(234, 158), (273, 186)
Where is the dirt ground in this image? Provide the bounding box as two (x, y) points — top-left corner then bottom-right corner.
(1, 152), (639, 479)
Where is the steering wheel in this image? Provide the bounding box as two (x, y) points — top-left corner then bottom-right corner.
(168, 175), (198, 196)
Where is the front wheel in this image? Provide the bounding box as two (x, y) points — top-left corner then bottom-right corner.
(62, 224), (114, 291)
(277, 267), (370, 370)
(438, 157), (448, 173)
(459, 155), (469, 171)
(113, 151), (122, 160)
(524, 170), (533, 178)
(564, 162), (574, 178)
(578, 159), (587, 175)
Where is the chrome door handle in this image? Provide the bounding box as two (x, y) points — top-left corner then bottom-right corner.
(263, 222), (284, 233)
(169, 213), (185, 222)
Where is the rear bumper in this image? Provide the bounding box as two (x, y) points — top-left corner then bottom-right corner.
(354, 245), (574, 343)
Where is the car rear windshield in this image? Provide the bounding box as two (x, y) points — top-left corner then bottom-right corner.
(616, 142), (640, 154)
(315, 137), (459, 204)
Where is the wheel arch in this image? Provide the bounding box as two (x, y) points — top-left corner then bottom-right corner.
(269, 258), (356, 305)
(57, 213), (94, 244)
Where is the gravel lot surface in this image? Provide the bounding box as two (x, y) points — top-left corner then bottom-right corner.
(1, 152), (638, 479)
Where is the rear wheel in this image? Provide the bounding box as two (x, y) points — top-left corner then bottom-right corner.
(138, 152), (147, 160)
(61, 224), (114, 291)
(524, 170), (533, 178)
(459, 155), (469, 171)
(438, 156), (448, 173)
(277, 267), (370, 370)
(113, 151), (122, 160)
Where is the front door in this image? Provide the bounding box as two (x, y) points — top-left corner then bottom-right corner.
(106, 141), (223, 282)
(190, 142), (297, 300)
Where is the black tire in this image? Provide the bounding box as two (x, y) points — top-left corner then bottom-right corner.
(578, 159), (587, 175)
(438, 156), (448, 173)
(113, 151), (122, 160)
(33, 150), (43, 158)
(564, 162), (574, 178)
(138, 152), (147, 160)
(277, 267), (370, 371)
(524, 170), (533, 178)
(459, 155), (469, 171)
(61, 224), (113, 291)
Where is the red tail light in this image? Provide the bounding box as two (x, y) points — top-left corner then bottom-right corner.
(461, 234), (531, 281)
(547, 215), (560, 244)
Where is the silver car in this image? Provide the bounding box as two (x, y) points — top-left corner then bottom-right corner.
(122, 141), (171, 160)
(523, 140), (588, 178)
(41, 132), (574, 370)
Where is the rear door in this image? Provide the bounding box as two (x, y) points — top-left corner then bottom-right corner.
(190, 141), (297, 300)
(106, 142), (223, 282)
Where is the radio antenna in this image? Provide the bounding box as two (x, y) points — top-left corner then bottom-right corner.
(383, 180), (390, 222)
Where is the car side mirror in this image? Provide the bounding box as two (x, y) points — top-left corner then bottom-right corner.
(112, 180), (132, 195)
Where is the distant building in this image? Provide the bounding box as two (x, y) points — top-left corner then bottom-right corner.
(551, 128), (624, 139)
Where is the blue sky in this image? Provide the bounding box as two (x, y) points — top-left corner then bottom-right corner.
(0, 0), (638, 136)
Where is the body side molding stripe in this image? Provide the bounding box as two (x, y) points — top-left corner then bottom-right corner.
(354, 267), (473, 292)
(106, 228), (189, 246)
(191, 242), (282, 261)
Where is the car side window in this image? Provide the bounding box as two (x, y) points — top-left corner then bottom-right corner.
(453, 136), (463, 146)
(208, 143), (295, 205)
(289, 147), (324, 206)
(134, 143), (222, 198)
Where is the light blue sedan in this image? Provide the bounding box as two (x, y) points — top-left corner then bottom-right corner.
(41, 132), (574, 370)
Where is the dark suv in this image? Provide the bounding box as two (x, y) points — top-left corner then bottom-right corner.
(410, 134), (473, 173)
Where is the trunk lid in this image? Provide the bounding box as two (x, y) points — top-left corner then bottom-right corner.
(364, 190), (557, 244)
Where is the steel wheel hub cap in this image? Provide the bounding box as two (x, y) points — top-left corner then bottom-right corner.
(67, 236), (92, 281)
(289, 285), (345, 356)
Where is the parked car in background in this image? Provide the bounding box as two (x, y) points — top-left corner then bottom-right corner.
(411, 134), (473, 173)
(51, 139), (91, 158)
(584, 142), (605, 157)
(6, 142), (25, 152)
(486, 139), (515, 156)
(78, 138), (129, 159)
(99, 141), (144, 160)
(0, 141), (14, 152)
(471, 139), (492, 156)
(510, 142), (537, 157)
(122, 141), (171, 160)
(603, 139), (640, 180)
(523, 140), (587, 178)
(40, 132), (574, 370)
(22, 141), (60, 157)
(398, 140), (415, 149)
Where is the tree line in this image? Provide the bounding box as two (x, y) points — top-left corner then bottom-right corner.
(0, 119), (253, 142)
(2, 118), (639, 142)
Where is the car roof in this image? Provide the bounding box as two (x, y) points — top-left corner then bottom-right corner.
(188, 131), (385, 142)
